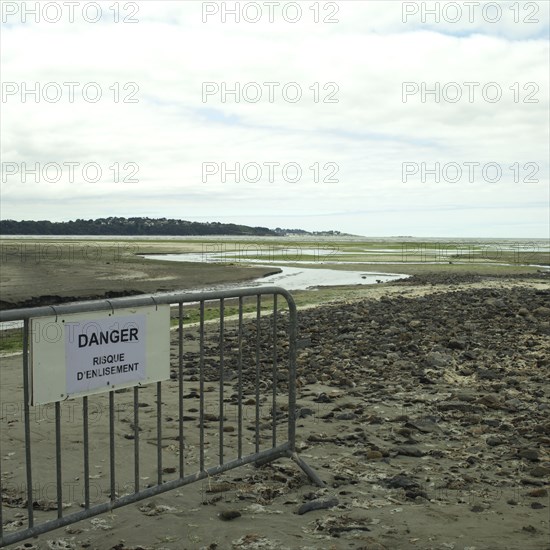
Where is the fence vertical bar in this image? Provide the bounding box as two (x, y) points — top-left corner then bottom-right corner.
(109, 391), (115, 502)
(157, 382), (162, 485)
(83, 396), (90, 508)
(287, 294), (297, 451)
(272, 295), (278, 448)
(55, 401), (62, 518)
(22, 319), (33, 528)
(0, 423), (3, 542)
(237, 297), (243, 459)
(133, 387), (139, 492)
(178, 302), (184, 477)
(255, 295), (261, 453)
(219, 298), (225, 466)
(199, 300), (205, 471)
(0, 448), (2, 544)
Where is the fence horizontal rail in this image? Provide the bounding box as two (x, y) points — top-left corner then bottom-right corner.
(0, 286), (294, 321)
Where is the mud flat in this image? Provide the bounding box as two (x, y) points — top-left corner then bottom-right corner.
(0, 239), (279, 310)
(1, 236), (547, 310)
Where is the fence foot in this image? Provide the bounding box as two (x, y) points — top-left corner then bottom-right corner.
(288, 451), (326, 487)
(254, 445), (289, 468)
(254, 448), (325, 487)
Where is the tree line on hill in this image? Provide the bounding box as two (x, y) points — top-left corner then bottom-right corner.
(0, 217), (277, 236)
(0, 217), (346, 236)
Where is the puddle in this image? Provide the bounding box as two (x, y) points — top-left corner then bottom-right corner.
(141, 254), (409, 291)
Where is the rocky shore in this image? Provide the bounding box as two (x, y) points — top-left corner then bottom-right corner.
(1, 277), (549, 549)
(191, 280), (550, 549)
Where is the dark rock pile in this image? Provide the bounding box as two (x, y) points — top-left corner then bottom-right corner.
(190, 285), (549, 547)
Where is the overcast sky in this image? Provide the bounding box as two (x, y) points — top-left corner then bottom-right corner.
(1, 0), (548, 237)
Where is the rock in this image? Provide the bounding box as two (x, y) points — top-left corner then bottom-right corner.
(527, 488), (548, 498)
(366, 450), (383, 460)
(521, 478), (545, 487)
(418, 374), (436, 385)
(335, 333), (355, 342)
(504, 398), (523, 410)
(476, 394), (502, 409)
(384, 475), (419, 490)
(477, 368), (500, 380)
(437, 401), (481, 413)
(519, 449), (539, 461)
(297, 407), (314, 418)
(455, 392), (476, 402)
(219, 510), (241, 521)
(533, 306), (550, 318)
(522, 525), (537, 533)
(530, 466), (550, 478)
(335, 412), (357, 420)
(447, 339), (466, 350)
(313, 393), (332, 403)
(297, 336), (312, 349)
(405, 418), (440, 433)
(405, 487), (428, 500)
(425, 351), (452, 368)
(393, 446), (425, 457)
(296, 496), (338, 515)
(483, 418), (500, 427)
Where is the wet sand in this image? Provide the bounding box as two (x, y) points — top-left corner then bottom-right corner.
(0, 240), (279, 309)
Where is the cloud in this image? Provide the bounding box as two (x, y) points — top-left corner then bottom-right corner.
(0, 0), (548, 237)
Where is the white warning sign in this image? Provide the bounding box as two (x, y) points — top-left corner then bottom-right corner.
(65, 314), (146, 394)
(30, 305), (170, 404)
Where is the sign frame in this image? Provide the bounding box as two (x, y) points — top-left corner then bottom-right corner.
(29, 305), (170, 405)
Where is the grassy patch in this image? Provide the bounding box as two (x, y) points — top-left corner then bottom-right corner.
(170, 297), (286, 327)
(0, 329), (23, 353)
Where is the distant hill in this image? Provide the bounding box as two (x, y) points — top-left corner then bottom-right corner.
(0, 217), (347, 237)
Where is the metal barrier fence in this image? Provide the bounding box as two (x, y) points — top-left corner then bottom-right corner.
(0, 286), (323, 547)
